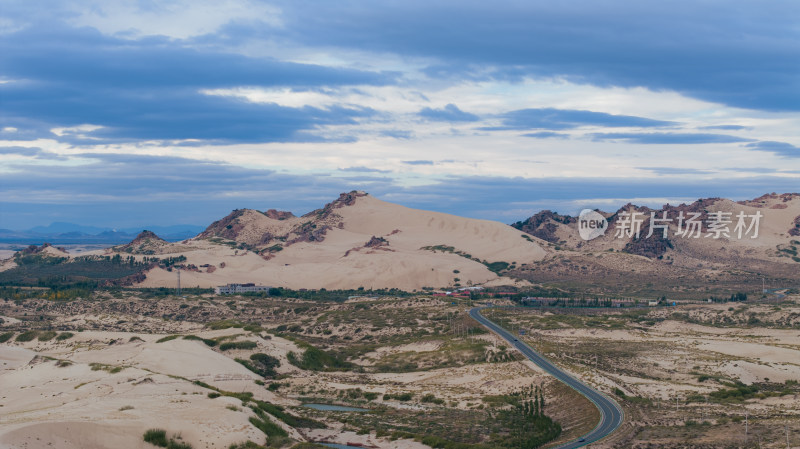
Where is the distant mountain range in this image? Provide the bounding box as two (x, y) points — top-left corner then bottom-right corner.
(0, 222), (206, 245)
(2, 192), (798, 295)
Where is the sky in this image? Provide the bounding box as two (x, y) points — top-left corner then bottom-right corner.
(1, 0), (799, 230)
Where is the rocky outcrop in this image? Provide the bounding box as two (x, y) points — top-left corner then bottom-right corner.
(790, 215), (800, 237)
(303, 191), (367, 219)
(197, 209), (248, 241)
(264, 209), (295, 220)
(364, 236), (389, 248)
(624, 231), (673, 259)
(18, 242), (68, 255)
(512, 210), (576, 243)
(114, 230), (169, 255)
(739, 192), (800, 207)
(287, 222), (331, 244)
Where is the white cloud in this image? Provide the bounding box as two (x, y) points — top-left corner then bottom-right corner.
(67, 0), (282, 39)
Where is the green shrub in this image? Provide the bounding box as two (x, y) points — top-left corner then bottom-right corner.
(220, 341), (258, 351)
(55, 332), (74, 341)
(710, 382), (759, 401)
(167, 439), (192, 449)
(421, 393), (445, 405)
(248, 416), (287, 438)
(143, 428), (193, 449)
(156, 335), (180, 343)
(37, 331), (57, 341)
(15, 330), (39, 342)
(143, 429), (168, 447)
(0, 332), (14, 343)
(383, 392), (413, 401)
(207, 319), (246, 330)
(236, 353), (280, 377)
(252, 400), (325, 429)
(229, 442), (269, 449)
(183, 335), (217, 346)
(286, 344), (351, 371)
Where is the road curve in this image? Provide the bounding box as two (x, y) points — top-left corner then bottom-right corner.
(469, 306), (623, 448)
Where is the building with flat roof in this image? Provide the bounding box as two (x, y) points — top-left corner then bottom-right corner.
(215, 283), (270, 295)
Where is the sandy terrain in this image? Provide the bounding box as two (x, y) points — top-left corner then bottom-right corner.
(131, 194), (547, 290)
(0, 329), (307, 449)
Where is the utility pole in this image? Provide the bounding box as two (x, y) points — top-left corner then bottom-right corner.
(745, 408), (749, 444)
(786, 424), (790, 449)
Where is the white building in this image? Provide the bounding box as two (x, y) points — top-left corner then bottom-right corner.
(215, 283), (270, 295)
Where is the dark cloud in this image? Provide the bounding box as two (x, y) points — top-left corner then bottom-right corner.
(521, 131), (569, 139)
(0, 25), (390, 143)
(485, 108), (674, 131)
(338, 166), (392, 173)
(401, 160), (434, 165)
(272, 1), (800, 111)
(700, 125), (748, 131)
(745, 141), (800, 158)
(379, 129), (413, 139)
(589, 132), (753, 144)
(418, 104), (479, 122)
(0, 146), (67, 160)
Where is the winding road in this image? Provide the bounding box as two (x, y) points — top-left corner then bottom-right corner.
(469, 306), (623, 448)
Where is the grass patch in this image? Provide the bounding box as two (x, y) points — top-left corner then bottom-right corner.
(183, 335), (217, 347)
(248, 416), (288, 438)
(236, 353), (280, 377)
(144, 429), (169, 447)
(55, 332), (74, 341)
(0, 332), (14, 343)
(90, 362), (124, 373)
(253, 400), (325, 429)
(421, 393), (445, 405)
(15, 330), (39, 342)
(709, 382), (760, 401)
(143, 428), (193, 449)
(383, 392), (414, 402)
(228, 442), (270, 449)
(191, 380), (254, 403)
(286, 343), (352, 371)
(207, 319), (257, 330)
(220, 341), (258, 351)
(156, 334), (181, 343)
(37, 330), (57, 341)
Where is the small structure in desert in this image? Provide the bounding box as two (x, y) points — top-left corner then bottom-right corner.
(215, 283), (270, 295)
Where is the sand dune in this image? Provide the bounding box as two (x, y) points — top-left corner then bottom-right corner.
(0, 330), (303, 449)
(136, 193), (547, 290)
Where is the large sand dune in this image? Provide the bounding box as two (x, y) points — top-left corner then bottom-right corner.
(135, 193), (547, 290)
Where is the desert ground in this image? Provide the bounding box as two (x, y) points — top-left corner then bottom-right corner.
(2, 289), (800, 448)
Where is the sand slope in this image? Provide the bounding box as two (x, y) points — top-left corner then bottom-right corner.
(0, 330), (301, 449)
(135, 193), (547, 290)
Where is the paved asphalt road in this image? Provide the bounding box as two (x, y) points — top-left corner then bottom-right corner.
(469, 306), (623, 448)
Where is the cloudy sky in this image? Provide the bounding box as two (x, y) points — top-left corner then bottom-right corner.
(1, 0), (799, 230)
